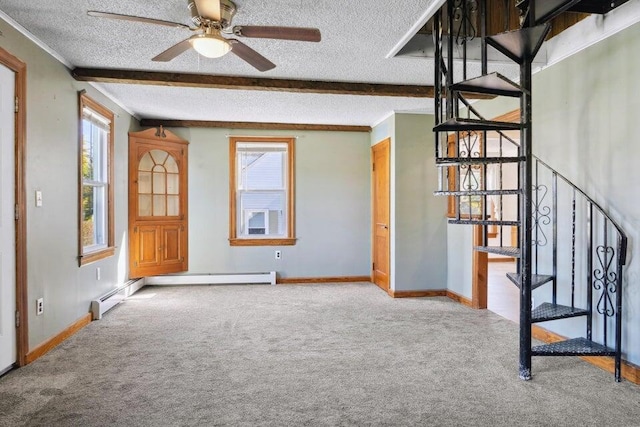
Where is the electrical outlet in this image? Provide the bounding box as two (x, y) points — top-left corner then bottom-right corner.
(96, 267), (101, 281)
(36, 298), (44, 316)
(275, 250), (282, 260)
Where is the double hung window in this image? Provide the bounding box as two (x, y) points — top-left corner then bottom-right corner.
(229, 137), (295, 246)
(79, 92), (114, 264)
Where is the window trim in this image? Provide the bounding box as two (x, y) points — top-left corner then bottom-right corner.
(229, 136), (296, 246)
(78, 91), (115, 265)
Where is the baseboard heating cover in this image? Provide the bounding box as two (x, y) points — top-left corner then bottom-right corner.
(144, 272), (276, 286)
(91, 279), (146, 320)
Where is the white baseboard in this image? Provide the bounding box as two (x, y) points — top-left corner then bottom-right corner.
(144, 272), (276, 286)
(90, 279), (146, 320)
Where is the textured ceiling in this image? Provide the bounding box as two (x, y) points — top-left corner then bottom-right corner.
(0, 0), (451, 126)
(4, 1), (636, 127)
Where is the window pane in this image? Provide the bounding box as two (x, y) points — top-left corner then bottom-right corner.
(82, 185), (106, 247)
(165, 155), (179, 173)
(153, 171), (166, 194)
(238, 151), (284, 190)
(139, 195), (152, 216)
(239, 191), (285, 236)
(81, 123), (94, 181)
(153, 195), (166, 216)
(150, 149), (168, 165)
(82, 184), (96, 247)
(139, 152), (154, 172)
(138, 172), (152, 194)
(167, 195), (179, 216)
(167, 173), (179, 195)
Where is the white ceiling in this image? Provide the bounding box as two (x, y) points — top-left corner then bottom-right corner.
(0, 0), (453, 127)
(3, 1), (638, 127)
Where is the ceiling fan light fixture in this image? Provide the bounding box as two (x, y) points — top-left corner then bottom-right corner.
(189, 34), (230, 58)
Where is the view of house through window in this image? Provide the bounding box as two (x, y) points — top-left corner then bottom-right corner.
(79, 92), (114, 265)
(229, 137), (295, 245)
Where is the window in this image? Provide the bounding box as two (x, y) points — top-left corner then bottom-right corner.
(229, 136), (295, 246)
(78, 92), (114, 265)
(137, 149), (181, 217)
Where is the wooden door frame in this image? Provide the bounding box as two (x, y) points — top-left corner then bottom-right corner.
(0, 47), (28, 366)
(371, 138), (390, 291)
(472, 109), (520, 309)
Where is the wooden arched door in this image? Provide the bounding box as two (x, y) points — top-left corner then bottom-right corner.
(128, 128), (188, 278)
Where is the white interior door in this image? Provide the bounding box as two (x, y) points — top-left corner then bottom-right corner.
(0, 63), (16, 374)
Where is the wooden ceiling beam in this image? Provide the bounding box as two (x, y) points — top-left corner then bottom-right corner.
(72, 68), (432, 97)
(72, 67), (488, 99)
(139, 119), (372, 133)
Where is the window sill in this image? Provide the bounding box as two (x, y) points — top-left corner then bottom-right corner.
(79, 246), (115, 266)
(229, 238), (297, 247)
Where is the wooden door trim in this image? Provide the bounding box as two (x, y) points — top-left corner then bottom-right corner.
(0, 46), (28, 366)
(371, 138), (390, 292)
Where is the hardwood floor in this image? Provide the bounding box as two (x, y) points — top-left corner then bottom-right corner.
(487, 261), (519, 324)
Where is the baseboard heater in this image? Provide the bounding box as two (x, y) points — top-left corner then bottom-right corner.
(90, 278), (146, 320)
(144, 272), (276, 286)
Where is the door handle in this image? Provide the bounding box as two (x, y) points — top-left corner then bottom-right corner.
(377, 223), (388, 229)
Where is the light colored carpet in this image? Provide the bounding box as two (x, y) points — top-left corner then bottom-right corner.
(0, 283), (639, 426)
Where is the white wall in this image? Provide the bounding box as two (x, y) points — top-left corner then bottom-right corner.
(371, 113), (448, 292)
(394, 114), (448, 291)
(447, 225), (473, 297)
(0, 17), (138, 349)
(172, 127), (372, 279)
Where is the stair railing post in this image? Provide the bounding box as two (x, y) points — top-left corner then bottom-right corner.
(433, 10), (442, 160)
(552, 171), (558, 305)
(571, 189), (576, 309)
(480, 0), (487, 76)
(587, 203), (593, 341)
(519, 52), (533, 382)
(615, 234), (624, 382)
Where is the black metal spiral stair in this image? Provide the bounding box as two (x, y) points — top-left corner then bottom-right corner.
(432, 0), (628, 381)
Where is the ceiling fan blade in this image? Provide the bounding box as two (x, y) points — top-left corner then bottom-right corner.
(152, 38), (193, 62)
(228, 39), (275, 72)
(194, 0), (221, 21)
(233, 26), (321, 42)
(87, 11), (190, 29)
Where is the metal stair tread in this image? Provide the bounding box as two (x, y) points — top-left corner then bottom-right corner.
(474, 246), (521, 257)
(532, 337), (615, 356)
(433, 118), (521, 132)
(506, 273), (553, 290)
(449, 219), (519, 226)
(531, 302), (588, 323)
(486, 24), (551, 64)
(450, 72), (526, 97)
(568, 0), (631, 14)
(436, 156), (525, 165)
(527, 0), (583, 25)
(434, 189), (521, 196)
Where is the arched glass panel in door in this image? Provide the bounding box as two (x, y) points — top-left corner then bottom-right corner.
(138, 149), (180, 217)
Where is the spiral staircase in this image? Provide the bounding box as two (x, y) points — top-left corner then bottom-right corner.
(432, 0), (628, 380)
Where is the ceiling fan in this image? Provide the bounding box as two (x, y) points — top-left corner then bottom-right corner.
(88, 0), (321, 72)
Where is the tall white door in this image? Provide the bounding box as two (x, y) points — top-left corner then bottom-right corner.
(0, 63), (16, 374)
